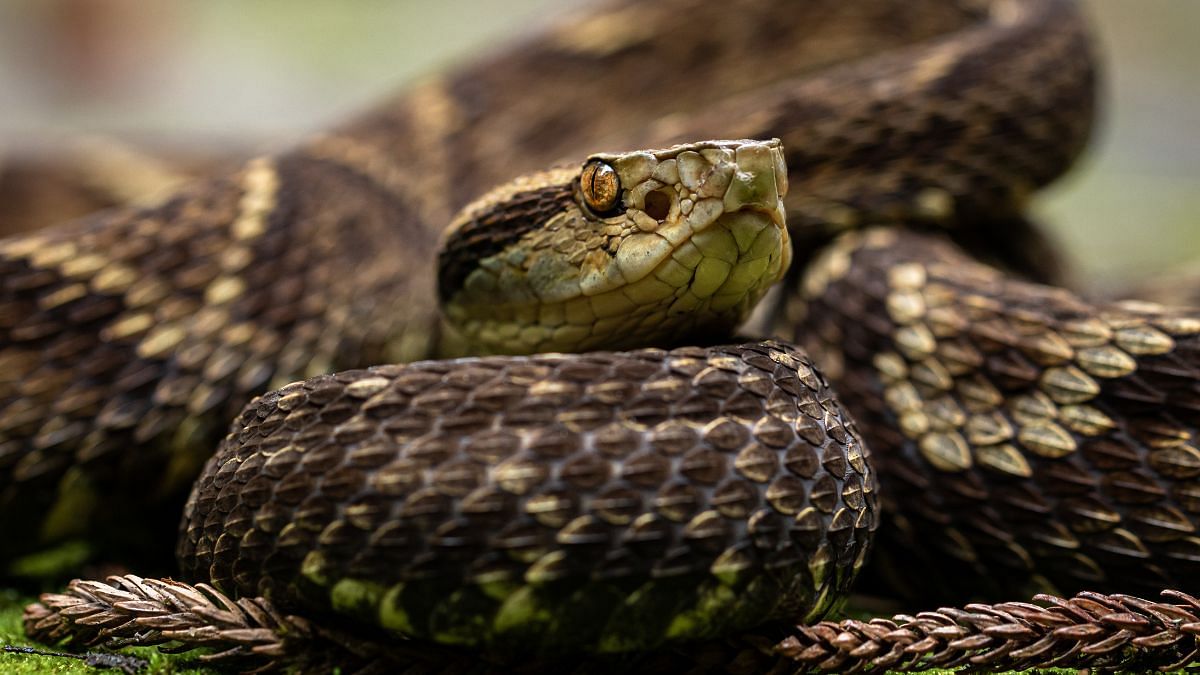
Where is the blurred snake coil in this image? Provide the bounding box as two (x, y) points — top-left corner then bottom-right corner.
(5, 0), (1200, 672)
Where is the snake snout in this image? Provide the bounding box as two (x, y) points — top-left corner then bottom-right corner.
(723, 141), (786, 220)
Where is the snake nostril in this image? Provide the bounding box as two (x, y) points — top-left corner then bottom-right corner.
(644, 189), (671, 221)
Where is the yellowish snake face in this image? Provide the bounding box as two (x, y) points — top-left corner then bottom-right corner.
(438, 139), (791, 354)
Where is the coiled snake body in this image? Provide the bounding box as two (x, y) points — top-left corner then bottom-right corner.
(6, 0), (1200, 671)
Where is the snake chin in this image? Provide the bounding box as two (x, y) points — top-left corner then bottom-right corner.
(441, 139), (791, 356)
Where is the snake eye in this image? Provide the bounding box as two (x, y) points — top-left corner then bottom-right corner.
(580, 160), (622, 215)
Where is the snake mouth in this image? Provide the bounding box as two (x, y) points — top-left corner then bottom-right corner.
(442, 139), (791, 355)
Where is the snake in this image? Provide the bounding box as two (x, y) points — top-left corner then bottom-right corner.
(5, 0), (1199, 669)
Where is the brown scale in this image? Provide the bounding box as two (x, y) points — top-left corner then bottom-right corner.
(0, 152), (441, 565)
(178, 341), (877, 655)
(791, 227), (1200, 601)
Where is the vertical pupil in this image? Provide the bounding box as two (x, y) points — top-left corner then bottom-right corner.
(590, 168), (603, 200)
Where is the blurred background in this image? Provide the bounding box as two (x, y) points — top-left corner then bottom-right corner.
(0, 0), (1196, 290)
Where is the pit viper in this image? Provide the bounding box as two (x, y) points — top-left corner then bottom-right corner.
(6, 0), (1200, 671)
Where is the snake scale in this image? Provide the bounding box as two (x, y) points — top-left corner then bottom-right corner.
(5, 0), (1199, 671)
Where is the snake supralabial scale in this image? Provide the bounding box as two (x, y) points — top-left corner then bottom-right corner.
(7, 0), (1200, 672)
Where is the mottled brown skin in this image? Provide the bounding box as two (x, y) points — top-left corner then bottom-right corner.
(179, 342), (876, 657)
(792, 227), (1200, 602)
(0, 155), (436, 563)
(0, 0), (1096, 567)
(5, 0), (1165, 666)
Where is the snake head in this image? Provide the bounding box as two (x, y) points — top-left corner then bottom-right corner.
(439, 139), (790, 354)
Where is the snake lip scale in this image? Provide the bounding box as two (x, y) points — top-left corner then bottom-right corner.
(4, 0), (1199, 672)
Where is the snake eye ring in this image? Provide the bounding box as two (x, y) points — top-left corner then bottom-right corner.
(580, 160), (622, 215)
